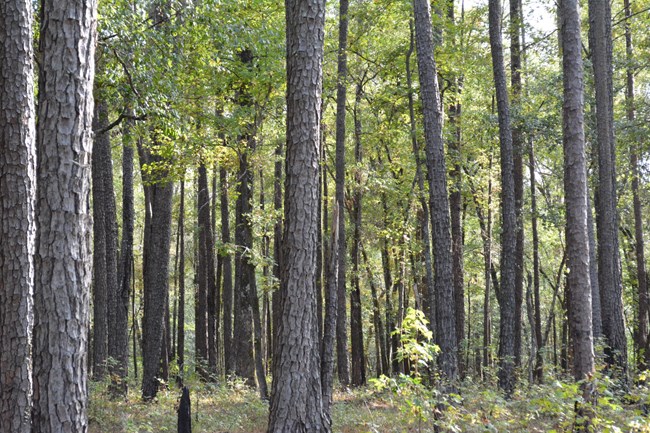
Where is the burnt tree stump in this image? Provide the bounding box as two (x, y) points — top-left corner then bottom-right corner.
(178, 386), (191, 433)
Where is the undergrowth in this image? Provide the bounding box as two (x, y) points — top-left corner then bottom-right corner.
(88, 373), (650, 432)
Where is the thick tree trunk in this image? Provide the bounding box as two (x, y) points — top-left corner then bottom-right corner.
(560, 0), (595, 381)
(588, 0), (628, 378)
(32, 0), (97, 430)
(488, 0), (517, 395)
(335, 0), (351, 387)
(0, 0), (36, 429)
(413, 0), (458, 382)
(267, 0), (329, 428)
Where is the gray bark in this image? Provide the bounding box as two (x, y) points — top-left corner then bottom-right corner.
(413, 0), (458, 382)
(560, 0), (595, 381)
(588, 0), (628, 378)
(267, 0), (329, 428)
(334, 0), (351, 386)
(0, 0), (36, 430)
(488, 0), (517, 395)
(32, 0), (97, 430)
(220, 168), (234, 374)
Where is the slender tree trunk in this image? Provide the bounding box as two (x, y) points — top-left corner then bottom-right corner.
(362, 244), (388, 378)
(196, 170), (209, 377)
(32, 0), (97, 429)
(529, 144), (544, 383)
(198, 163), (218, 377)
(91, 99), (109, 380)
(114, 105), (135, 396)
(406, 20), (435, 338)
(587, 193), (602, 339)
(267, 0), (329, 427)
(488, 0), (517, 396)
(220, 168), (234, 375)
(624, 0), (649, 372)
(510, 0), (525, 369)
(350, 82), (366, 387)
(588, 0), (628, 379)
(271, 140), (283, 371)
(176, 180), (186, 374)
(0, 0), (36, 428)
(138, 136), (174, 400)
(335, 0), (351, 386)
(321, 206), (339, 421)
(413, 0), (458, 382)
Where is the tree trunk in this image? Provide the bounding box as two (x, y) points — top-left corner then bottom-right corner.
(406, 20), (435, 339)
(335, 0), (351, 387)
(91, 99), (109, 380)
(32, 0), (97, 430)
(587, 193), (602, 339)
(176, 180), (186, 374)
(588, 0), (628, 378)
(560, 0), (595, 381)
(488, 0), (517, 395)
(321, 206), (339, 421)
(220, 168), (234, 375)
(510, 0), (525, 369)
(0, 0), (36, 429)
(113, 111), (134, 396)
(413, 0), (458, 382)
(195, 171), (209, 377)
(350, 81), (366, 387)
(624, 0), (649, 372)
(529, 144), (544, 383)
(267, 0), (329, 427)
(138, 140), (174, 400)
(271, 140), (284, 371)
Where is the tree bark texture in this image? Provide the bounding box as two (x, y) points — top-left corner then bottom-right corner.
(406, 21), (435, 340)
(220, 168), (234, 374)
(413, 0), (458, 382)
(334, 0), (351, 387)
(138, 139), (174, 400)
(560, 0), (595, 381)
(509, 0), (525, 369)
(91, 100), (109, 380)
(114, 112), (134, 395)
(32, 0), (97, 430)
(234, 142), (256, 386)
(0, 0), (36, 430)
(267, 0), (329, 429)
(588, 0), (628, 377)
(488, 0), (517, 395)
(176, 180), (186, 372)
(350, 83), (366, 387)
(196, 163), (212, 376)
(321, 206), (339, 421)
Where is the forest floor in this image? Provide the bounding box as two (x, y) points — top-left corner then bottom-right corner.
(89, 373), (650, 432)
